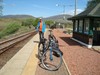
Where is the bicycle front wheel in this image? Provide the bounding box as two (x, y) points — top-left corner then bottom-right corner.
(41, 49), (62, 71)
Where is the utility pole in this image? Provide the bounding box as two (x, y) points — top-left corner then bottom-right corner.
(74, 0), (77, 16)
(0, 0), (3, 16)
(56, 4), (67, 20)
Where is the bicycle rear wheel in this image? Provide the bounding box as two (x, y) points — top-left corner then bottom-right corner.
(41, 49), (62, 71)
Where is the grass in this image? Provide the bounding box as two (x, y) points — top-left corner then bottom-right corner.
(0, 18), (35, 40)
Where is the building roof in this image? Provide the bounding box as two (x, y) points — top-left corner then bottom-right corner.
(68, 3), (100, 20)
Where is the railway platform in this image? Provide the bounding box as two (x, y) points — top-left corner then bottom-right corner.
(0, 29), (100, 75)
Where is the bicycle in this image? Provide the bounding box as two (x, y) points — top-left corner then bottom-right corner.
(38, 29), (63, 71)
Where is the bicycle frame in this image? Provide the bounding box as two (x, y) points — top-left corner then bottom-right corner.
(39, 30), (60, 61)
(48, 38), (59, 61)
(49, 39), (55, 61)
(40, 30), (63, 71)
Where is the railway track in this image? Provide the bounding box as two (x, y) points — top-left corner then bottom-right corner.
(0, 30), (37, 54)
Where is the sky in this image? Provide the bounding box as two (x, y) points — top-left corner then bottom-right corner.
(3, 0), (88, 18)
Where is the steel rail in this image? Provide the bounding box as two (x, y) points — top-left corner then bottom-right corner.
(0, 30), (37, 54)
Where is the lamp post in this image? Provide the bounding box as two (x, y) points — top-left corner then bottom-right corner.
(56, 0), (77, 16)
(56, 4), (66, 29)
(56, 4), (66, 14)
(56, 4), (73, 19)
(56, 4), (67, 20)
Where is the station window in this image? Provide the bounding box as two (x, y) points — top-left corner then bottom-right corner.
(79, 20), (83, 33)
(84, 19), (89, 34)
(74, 20), (78, 32)
(94, 19), (100, 31)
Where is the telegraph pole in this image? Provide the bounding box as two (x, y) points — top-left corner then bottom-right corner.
(0, 0), (3, 16)
(74, 0), (77, 16)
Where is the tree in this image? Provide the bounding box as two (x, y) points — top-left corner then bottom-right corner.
(22, 18), (34, 28)
(33, 18), (40, 27)
(45, 20), (54, 28)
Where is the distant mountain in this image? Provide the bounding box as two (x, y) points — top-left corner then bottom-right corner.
(43, 14), (73, 23)
(0, 15), (35, 19)
(0, 14), (73, 23)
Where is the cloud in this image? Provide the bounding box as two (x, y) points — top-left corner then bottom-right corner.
(66, 9), (84, 15)
(77, 9), (84, 14)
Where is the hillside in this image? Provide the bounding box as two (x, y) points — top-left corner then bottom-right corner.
(0, 15), (35, 40)
(43, 14), (73, 23)
(0, 15), (35, 29)
(0, 15), (35, 19)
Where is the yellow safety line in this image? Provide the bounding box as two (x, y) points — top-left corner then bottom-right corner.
(21, 44), (38, 75)
(21, 29), (48, 75)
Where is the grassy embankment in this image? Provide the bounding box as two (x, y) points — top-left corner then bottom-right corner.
(0, 18), (35, 41)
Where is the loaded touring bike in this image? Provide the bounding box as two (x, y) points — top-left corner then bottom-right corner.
(38, 30), (63, 71)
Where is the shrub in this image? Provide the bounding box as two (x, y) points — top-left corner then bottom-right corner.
(4, 23), (21, 35)
(33, 18), (39, 27)
(0, 32), (3, 38)
(0, 23), (21, 38)
(22, 18), (35, 28)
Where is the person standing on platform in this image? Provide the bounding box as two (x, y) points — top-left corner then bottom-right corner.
(36, 18), (46, 41)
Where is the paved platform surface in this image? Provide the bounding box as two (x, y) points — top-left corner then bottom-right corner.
(35, 30), (69, 75)
(92, 46), (100, 53)
(35, 61), (68, 75)
(0, 32), (39, 75)
(0, 29), (69, 75)
(0, 29), (100, 75)
(21, 30), (69, 75)
(53, 29), (100, 75)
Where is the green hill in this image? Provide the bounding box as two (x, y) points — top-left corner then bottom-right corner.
(0, 15), (35, 40)
(0, 15), (35, 19)
(43, 14), (73, 23)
